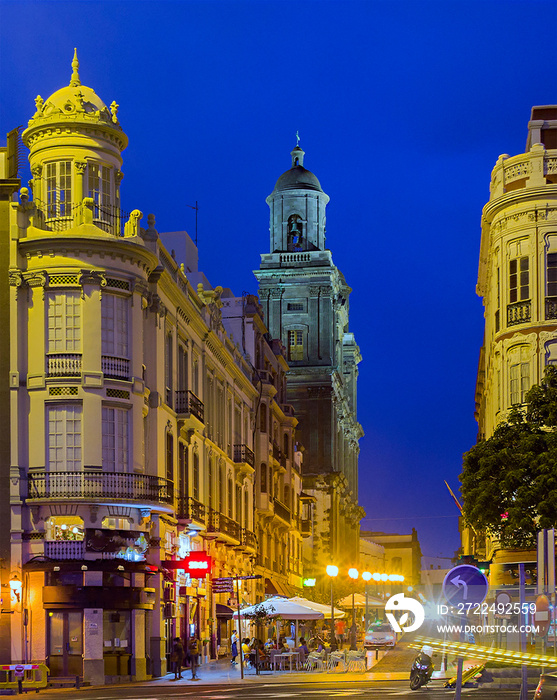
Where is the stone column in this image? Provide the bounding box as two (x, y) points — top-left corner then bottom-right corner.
(83, 607), (104, 686)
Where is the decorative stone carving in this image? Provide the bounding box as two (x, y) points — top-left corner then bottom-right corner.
(78, 270), (107, 299)
(270, 288), (284, 299)
(124, 209), (143, 237)
(110, 101), (119, 123)
(23, 271), (48, 299)
(74, 160), (87, 175)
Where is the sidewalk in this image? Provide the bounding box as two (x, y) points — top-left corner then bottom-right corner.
(142, 655), (414, 686)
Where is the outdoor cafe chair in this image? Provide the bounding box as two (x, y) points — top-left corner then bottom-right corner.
(304, 650), (325, 671)
(346, 650), (366, 672)
(327, 650), (346, 672)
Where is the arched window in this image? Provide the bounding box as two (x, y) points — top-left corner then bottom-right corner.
(288, 215), (303, 251)
(260, 462), (267, 493)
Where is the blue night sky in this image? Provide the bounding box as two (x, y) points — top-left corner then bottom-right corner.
(1, 0), (556, 564)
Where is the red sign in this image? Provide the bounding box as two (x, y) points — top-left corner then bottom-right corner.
(183, 553), (212, 578)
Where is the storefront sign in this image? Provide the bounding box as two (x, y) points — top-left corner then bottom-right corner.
(164, 553), (212, 577)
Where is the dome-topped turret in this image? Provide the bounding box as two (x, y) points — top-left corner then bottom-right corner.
(272, 145), (323, 193)
(24, 49), (126, 145)
(266, 140), (329, 253)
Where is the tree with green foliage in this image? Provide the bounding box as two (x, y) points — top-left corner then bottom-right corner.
(460, 365), (557, 548)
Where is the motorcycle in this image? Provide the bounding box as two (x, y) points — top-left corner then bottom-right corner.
(409, 645), (434, 690)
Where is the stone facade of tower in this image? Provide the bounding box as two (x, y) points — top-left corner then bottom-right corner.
(471, 106), (557, 559)
(255, 146), (364, 579)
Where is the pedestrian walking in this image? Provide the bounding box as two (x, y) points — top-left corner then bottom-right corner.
(171, 636), (184, 679)
(231, 629), (238, 665)
(188, 635), (200, 680)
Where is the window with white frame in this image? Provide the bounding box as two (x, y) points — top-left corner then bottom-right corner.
(45, 161), (72, 218)
(510, 362), (530, 405)
(87, 163), (112, 217)
(102, 406), (129, 471)
(47, 404), (82, 471)
(47, 292), (81, 352)
(101, 294), (129, 358)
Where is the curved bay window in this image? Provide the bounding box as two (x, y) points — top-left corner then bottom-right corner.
(45, 160), (72, 223)
(87, 162), (113, 230)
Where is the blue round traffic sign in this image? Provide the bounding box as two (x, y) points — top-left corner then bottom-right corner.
(442, 565), (489, 606)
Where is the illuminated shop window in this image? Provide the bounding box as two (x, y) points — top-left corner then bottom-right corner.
(45, 515), (84, 541)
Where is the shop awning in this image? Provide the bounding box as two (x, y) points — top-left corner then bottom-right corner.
(265, 577), (297, 598)
(216, 603), (234, 619)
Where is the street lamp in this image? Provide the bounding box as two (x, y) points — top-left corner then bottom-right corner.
(362, 571), (371, 636)
(326, 565), (338, 651)
(348, 568), (359, 650)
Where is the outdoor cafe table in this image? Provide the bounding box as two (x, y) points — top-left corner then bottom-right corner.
(277, 651), (300, 672)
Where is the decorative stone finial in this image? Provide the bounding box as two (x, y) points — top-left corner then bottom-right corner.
(34, 95), (44, 114)
(70, 48), (81, 87)
(110, 101), (119, 123)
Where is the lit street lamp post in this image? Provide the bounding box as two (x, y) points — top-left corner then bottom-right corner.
(326, 565), (338, 651)
(348, 568), (359, 650)
(362, 571), (371, 636)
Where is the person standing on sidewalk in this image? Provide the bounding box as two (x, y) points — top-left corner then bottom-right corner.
(231, 629), (238, 665)
(171, 636), (184, 679)
(188, 635), (200, 680)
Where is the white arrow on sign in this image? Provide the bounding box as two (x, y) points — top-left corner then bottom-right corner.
(450, 575), (469, 600)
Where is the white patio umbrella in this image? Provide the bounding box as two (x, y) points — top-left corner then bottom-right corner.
(337, 592), (385, 608)
(289, 595), (346, 619)
(233, 595), (324, 620)
(233, 595), (324, 648)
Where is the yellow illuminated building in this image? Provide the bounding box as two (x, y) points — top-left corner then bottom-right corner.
(1, 52), (305, 684)
(471, 106), (557, 565)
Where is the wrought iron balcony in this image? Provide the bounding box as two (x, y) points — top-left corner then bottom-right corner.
(47, 353), (82, 377)
(175, 390), (204, 423)
(546, 297), (557, 320)
(507, 300), (531, 327)
(207, 509), (241, 542)
(27, 470), (173, 504)
(273, 498), (291, 524)
(176, 496), (206, 524)
(240, 528), (257, 551)
(233, 444), (255, 467)
(102, 355), (130, 381)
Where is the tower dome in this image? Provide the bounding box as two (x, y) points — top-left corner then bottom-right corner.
(272, 145), (323, 193)
(21, 50), (128, 234)
(266, 141), (329, 253)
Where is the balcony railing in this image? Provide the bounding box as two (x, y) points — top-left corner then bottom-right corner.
(233, 444), (255, 467)
(176, 496), (206, 523)
(546, 297), (557, 320)
(241, 528), (257, 550)
(28, 470), (173, 504)
(102, 355), (131, 381)
(45, 540), (85, 560)
(175, 390), (204, 423)
(207, 509), (241, 541)
(37, 201), (130, 236)
(272, 442), (282, 463)
(47, 353), (82, 377)
(507, 300), (531, 327)
(273, 499), (291, 524)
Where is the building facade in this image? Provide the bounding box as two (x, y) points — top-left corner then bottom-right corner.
(471, 105), (557, 560)
(3, 54), (306, 684)
(254, 145), (364, 581)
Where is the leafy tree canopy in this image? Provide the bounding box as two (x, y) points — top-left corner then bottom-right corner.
(460, 365), (557, 548)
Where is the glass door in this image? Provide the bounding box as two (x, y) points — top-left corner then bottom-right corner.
(48, 611), (83, 677)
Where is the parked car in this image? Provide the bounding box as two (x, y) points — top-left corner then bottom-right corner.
(534, 671), (557, 699)
(364, 623), (396, 648)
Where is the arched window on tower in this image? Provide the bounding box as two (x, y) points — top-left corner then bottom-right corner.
(287, 215), (304, 251)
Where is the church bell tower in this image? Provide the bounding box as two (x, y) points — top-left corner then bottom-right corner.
(255, 143), (364, 576)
